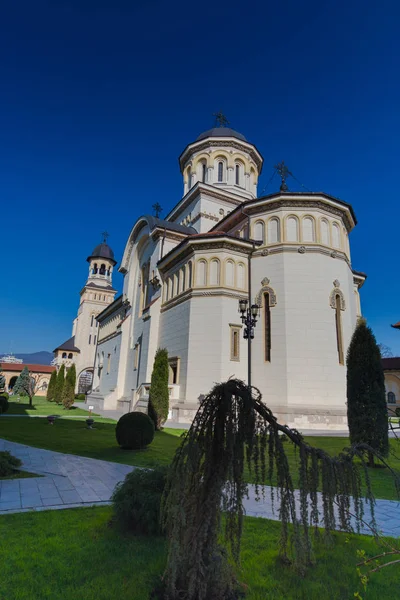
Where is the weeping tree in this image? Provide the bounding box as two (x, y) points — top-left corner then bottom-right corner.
(46, 370), (57, 402)
(347, 318), (389, 466)
(159, 379), (399, 600)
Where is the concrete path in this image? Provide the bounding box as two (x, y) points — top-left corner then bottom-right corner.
(1, 438), (399, 538)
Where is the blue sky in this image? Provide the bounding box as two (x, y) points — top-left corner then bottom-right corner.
(2, 0), (400, 354)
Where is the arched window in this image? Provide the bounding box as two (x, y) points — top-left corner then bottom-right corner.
(235, 164), (240, 185)
(332, 223), (341, 248)
(218, 161), (224, 182)
(187, 261), (193, 288)
(268, 218), (280, 243)
(302, 217), (315, 242)
(209, 259), (220, 286)
(181, 267), (186, 292)
(225, 260), (235, 287)
(68, 353), (73, 359)
(62, 352), (67, 359)
(187, 169), (192, 190)
(174, 272), (179, 296)
(100, 264), (106, 275)
(167, 278), (173, 301)
(264, 293), (271, 362)
(237, 263), (245, 289)
(253, 220), (265, 243)
(202, 163), (207, 183)
(388, 391), (396, 404)
(196, 260), (207, 286)
(286, 216), (299, 242)
(321, 219), (330, 245)
(335, 294), (344, 365)
(93, 263), (98, 274)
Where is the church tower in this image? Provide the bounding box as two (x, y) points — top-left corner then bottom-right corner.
(53, 235), (117, 392)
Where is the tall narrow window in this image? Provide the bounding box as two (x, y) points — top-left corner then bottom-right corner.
(187, 169), (192, 189)
(235, 164), (240, 185)
(94, 335), (97, 345)
(88, 335), (92, 345)
(107, 353), (111, 374)
(264, 293), (271, 362)
(202, 163), (207, 183)
(335, 294), (344, 365)
(218, 161), (223, 182)
(388, 391), (396, 404)
(230, 325), (241, 361)
(134, 343), (140, 370)
(91, 315), (94, 327)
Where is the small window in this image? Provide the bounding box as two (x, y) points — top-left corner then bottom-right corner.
(94, 294), (97, 300)
(91, 315), (94, 327)
(62, 352), (67, 359)
(94, 335), (97, 345)
(230, 325), (241, 361)
(202, 163), (207, 183)
(89, 335), (92, 344)
(218, 161), (223, 182)
(134, 343), (140, 370)
(68, 353), (73, 359)
(107, 354), (111, 374)
(388, 391), (396, 404)
(235, 164), (240, 185)
(187, 169), (192, 189)
(168, 357), (180, 384)
(100, 263), (106, 275)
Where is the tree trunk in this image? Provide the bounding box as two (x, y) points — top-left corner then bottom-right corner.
(368, 451), (375, 468)
(29, 395), (33, 408)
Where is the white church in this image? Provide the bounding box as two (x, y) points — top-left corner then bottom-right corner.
(58, 123), (367, 430)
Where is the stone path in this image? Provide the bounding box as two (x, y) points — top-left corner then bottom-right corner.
(0, 438), (399, 538)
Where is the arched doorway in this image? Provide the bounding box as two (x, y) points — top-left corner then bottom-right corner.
(9, 376), (18, 391)
(78, 369), (94, 394)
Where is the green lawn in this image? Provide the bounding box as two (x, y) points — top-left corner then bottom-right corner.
(0, 416), (398, 500)
(0, 506), (397, 600)
(6, 395), (97, 416)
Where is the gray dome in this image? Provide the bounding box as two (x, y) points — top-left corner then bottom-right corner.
(196, 127), (247, 142)
(87, 242), (117, 265)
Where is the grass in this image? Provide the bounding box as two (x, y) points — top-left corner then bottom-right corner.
(0, 505), (397, 599)
(6, 395), (97, 417)
(0, 416), (398, 500)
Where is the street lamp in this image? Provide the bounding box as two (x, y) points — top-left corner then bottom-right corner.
(238, 299), (260, 388)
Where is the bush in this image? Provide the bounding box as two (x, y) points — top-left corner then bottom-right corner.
(75, 393), (86, 401)
(111, 466), (168, 535)
(116, 412), (155, 450)
(0, 392), (9, 400)
(0, 451), (22, 476)
(0, 396), (9, 415)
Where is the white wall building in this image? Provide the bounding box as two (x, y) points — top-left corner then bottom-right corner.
(89, 125), (366, 430)
(53, 239), (117, 391)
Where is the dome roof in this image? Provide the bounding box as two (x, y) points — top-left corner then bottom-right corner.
(87, 242), (117, 265)
(196, 127), (247, 142)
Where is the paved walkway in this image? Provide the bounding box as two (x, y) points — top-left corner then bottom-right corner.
(0, 438), (399, 537)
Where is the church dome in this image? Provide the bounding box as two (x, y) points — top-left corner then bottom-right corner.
(196, 127), (247, 142)
(87, 242), (117, 265)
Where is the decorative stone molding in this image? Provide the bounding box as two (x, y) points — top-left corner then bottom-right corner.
(298, 246), (306, 254)
(261, 249), (269, 256)
(180, 139), (263, 171)
(255, 278), (277, 307)
(331, 251), (338, 258)
(329, 282), (345, 310)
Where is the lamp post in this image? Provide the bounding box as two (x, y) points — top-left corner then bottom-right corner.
(238, 299), (260, 390)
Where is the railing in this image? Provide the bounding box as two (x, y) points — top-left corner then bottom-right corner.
(136, 383), (180, 401)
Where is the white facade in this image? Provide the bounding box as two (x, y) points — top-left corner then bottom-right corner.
(90, 126), (366, 431)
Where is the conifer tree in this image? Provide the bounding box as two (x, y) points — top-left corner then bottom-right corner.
(347, 318), (389, 466)
(13, 366), (39, 407)
(54, 364), (65, 405)
(46, 370), (57, 402)
(62, 364), (76, 409)
(0, 366), (5, 392)
(148, 348), (169, 430)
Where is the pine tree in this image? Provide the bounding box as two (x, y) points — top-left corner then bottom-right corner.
(148, 348), (169, 430)
(54, 364), (65, 405)
(347, 317), (389, 466)
(13, 366), (38, 407)
(62, 364), (76, 409)
(0, 366), (5, 392)
(46, 370), (57, 402)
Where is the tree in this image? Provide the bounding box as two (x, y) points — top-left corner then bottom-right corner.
(148, 348), (169, 430)
(54, 364), (65, 405)
(62, 364), (76, 409)
(159, 379), (397, 600)
(13, 367), (39, 407)
(0, 366), (5, 392)
(347, 318), (389, 466)
(378, 343), (393, 358)
(46, 370), (57, 402)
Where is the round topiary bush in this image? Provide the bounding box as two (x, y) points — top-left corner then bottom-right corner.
(0, 451), (22, 476)
(0, 392), (9, 400)
(75, 393), (86, 401)
(0, 396), (9, 415)
(116, 411), (155, 450)
(111, 466), (168, 535)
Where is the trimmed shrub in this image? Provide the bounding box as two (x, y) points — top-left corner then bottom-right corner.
(0, 392), (9, 400)
(47, 370), (57, 402)
(0, 451), (22, 476)
(54, 364), (65, 405)
(0, 396), (9, 415)
(111, 466), (168, 535)
(116, 412), (155, 450)
(75, 393), (86, 401)
(148, 348), (169, 430)
(62, 364), (76, 409)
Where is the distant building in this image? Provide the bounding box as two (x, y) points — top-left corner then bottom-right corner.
(0, 363), (56, 396)
(0, 353), (23, 364)
(53, 239), (117, 392)
(382, 357), (400, 411)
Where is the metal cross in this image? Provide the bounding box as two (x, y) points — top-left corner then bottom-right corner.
(213, 111), (230, 128)
(152, 203), (163, 218)
(101, 231), (109, 243)
(274, 161), (292, 192)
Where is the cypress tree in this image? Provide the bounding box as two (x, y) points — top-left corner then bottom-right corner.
(46, 370), (57, 402)
(347, 317), (389, 465)
(54, 364), (65, 405)
(148, 348), (169, 430)
(62, 364), (76, 409)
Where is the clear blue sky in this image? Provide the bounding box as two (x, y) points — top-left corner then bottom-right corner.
(2, 0), (400, 354)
